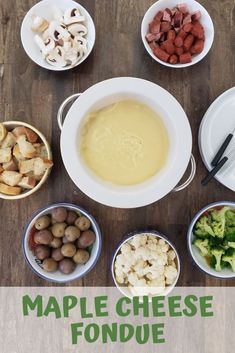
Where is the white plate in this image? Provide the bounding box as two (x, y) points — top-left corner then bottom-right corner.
(60, 77), (192, 208)
(199, 87), (235, 191)
(21, 0), (96, 71)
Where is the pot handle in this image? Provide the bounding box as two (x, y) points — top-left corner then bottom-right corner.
(57, 93), (82, 130)
(173, 154), (196, 192)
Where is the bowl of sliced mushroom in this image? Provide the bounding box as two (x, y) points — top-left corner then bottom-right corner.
(21, 0), (96, 70)
(0, 121), (53, 200)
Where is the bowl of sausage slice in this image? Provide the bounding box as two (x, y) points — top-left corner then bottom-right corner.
(141, 0), (214, 68)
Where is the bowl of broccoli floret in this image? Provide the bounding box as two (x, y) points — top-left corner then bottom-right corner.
(188, 202), (235, 278)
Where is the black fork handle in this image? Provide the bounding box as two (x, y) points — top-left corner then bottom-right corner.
(202, 156), (228, 186)
(211, 134), (233, 166)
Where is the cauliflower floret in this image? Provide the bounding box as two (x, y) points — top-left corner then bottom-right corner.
(128, 272), (139, 286)
(116, 276), (125, 284)
(115, 254), (126, 267)
(130, 235), (147, 249)
(167, 250), (176, 262)
(158, 239), (166, 246)
(147, 235), (159, 244)
(166, 277), (175, 285)
(115, 267), (126, 278)
(168, 260), (176, 268)
(120, 242), (132, 255)
(133, 259), (147, 277)
(159, 241), (170, 253)
(164, 266), (178, 284)
(146, 242), (162, 252)
(115, 254), (134, 274)
(145, 265), (165, 280)
(149, 251), (168, 265)
(135, 246), (151, 261)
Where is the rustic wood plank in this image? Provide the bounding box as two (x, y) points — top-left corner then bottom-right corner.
(0, 0), (235, 287)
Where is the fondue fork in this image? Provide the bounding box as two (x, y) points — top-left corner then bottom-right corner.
(202, 148), (235, 186)
(211, 127), (235, 166)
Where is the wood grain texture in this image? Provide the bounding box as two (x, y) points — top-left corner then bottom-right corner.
(0, 0), (235, 287)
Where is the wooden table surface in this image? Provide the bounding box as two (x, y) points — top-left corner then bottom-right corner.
(0, 0), (235, 287)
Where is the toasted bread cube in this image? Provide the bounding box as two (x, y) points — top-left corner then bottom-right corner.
(25, 128), (38, 143)
(12, 127), (38, 143)
(17, 135), (36, 158)
(25, 172), (43, 181)
(18, 176), (37, 189)
(33, 157), (53, 176)
(1, 132), (16, 149)
(12, 126), (27, 137)
(1, 171), (22, 186)
(0, 182), (22, 196)
(13, 144), (25, 161)
(0, 148), (12, 163)
(19, 157), (53, 176)
(34, 144), (48, 159)
(19, 159), (35, 174)
(2, 159), (18, 171)
(0, 123), (7, 142)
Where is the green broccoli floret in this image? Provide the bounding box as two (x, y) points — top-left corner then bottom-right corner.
(225, 210), (235, 227)
(210, 207), (230, 238)
(194, 216), (215, 238)
(211, 256), (229, 270)
(193, 238), (210, 256)
(210, 237), (223, 247)
(210, 246), (225, 272)
(228, 242), (235, 249)
(222, 248), (235, 272)
(224, 227), (235, 242)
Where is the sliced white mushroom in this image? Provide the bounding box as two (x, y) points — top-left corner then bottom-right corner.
(31, 14), (49, 32)
(64, 7), (85, 25)
(34, 35), (55, 57)
(52, 5), (64, 23)
(68, 23), (87, 37)
(42, 28), (50, 41)
(73, 35), (88, 53)
(45, 46), (67, 67)
(63, 41), (72, 51)
(44, 37), (56, 51)
(48, 21), (71, 41)
(64, 48), (80, 66)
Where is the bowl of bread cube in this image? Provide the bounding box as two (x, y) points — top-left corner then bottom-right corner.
(0, 121), (53, 200)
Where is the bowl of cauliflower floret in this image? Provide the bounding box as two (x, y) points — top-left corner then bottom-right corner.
(112, 231), (180, 298)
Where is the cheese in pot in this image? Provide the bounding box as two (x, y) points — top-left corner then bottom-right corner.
(79, 100), (169, 185)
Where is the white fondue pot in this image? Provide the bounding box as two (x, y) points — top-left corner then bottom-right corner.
(58, 77), (195, 208)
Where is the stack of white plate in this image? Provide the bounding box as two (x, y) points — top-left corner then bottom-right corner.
(199, 87), (235, 191)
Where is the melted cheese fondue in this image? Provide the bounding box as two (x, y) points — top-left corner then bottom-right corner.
(79, 100), (169, 185)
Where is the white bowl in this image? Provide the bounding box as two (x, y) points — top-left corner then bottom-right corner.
(21, 0), (96, 71)
(0, 121), (52, 200)
(111, 230), (181, 298)
(141, 0), (214, 68)
(22, 203), (102, 283)
(188, 201), (235, 279)
(59, 77), (193, 208)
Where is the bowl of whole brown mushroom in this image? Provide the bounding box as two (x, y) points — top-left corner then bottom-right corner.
(23, 203), (102, 283)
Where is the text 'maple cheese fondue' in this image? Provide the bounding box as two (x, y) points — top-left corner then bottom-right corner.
(79, 100), (169, 185)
